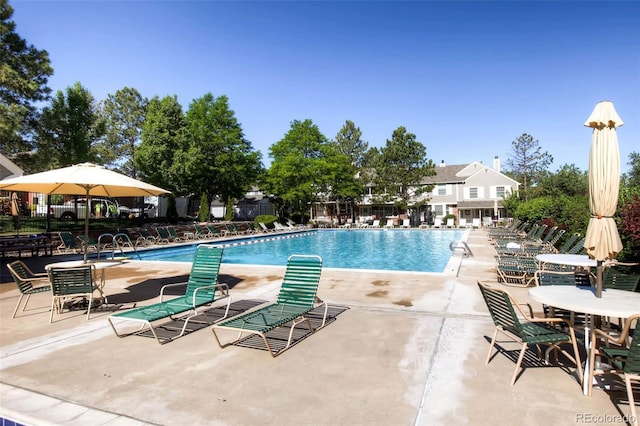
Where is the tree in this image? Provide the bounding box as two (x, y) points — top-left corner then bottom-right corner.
(264, 119), (330, 217)
(626, 151), (640, 188)
(99, 87), (147, 177)
(534, 164), (588, 198)
(504, 133), (553, 201)
(367, 126), (435, 210)
(331, 120), (368, 221)
(35, 82), (105, 169)
(137, 95), (187, 194)
(0, 0), (53, 170)
(181, 93), (263, 220)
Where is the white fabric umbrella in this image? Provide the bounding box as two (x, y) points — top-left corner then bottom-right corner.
(583, 101), (623, 297)
(0, 163), (170, 261)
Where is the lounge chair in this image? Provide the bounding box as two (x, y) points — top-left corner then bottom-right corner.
(108, 245), (231, 344)
(194, 223), (212, 239)
(495, 256), (537, 287)
(472, 218), (481, 229)
(433, 218), (443, 229)
(136, 228), (157, 247)
(384, 219), (394, 229)
(57, 231), (81, 254)
(155, 227), (171, 244)
(446, 218), (455, 228)
(400, 219), (410, 228)
(258, 222), (274, 233)
(477, 282), (583, 386)
(167, 226), (183, 242)
(206, 224), (221, 238)
(370, 219), (380, 228)
(7, 260), (51, 319)
(224, 223), (239, 236)
(212, 254), (328, 357)
(49, 265), (102, 323)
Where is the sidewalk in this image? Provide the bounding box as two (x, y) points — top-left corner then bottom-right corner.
(0, 229), (632, 425)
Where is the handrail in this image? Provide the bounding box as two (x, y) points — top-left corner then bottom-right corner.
(97, 233), (141, 261)
(449, 240), (474, 257)
(114, 232), (141, 260)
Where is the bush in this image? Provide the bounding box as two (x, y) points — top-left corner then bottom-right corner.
(254, 214), (278, 229)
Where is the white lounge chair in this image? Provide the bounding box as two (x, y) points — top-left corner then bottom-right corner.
(472, 218), (481, 229)
(446, 218), (455, 228)
(370, 219), (380, 228)
(384, 219), (395, 229)
(433, 218), (443, 229)
(401, 219), (410, 228)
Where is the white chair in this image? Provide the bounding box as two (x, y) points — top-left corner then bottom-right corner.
(433, 218), (443, 228)
(384, 219), (395, 229)
(371, 219), (380, 228)
(459, 218), (469, 228)
(446, 218), (455, 228)
(472, 218), (481, 229)
(401, 219), (410, 228)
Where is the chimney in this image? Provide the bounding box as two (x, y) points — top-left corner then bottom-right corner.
(440, 160), (446, 167)
(493, 155), (500, 172)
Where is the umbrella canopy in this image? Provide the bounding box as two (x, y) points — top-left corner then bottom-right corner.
(0, 163), (170, 261)
(583, 101), (623, 297)
(11, 192), (21, 234)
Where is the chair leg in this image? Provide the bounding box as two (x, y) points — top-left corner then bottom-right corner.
(626, 375), (638, 426)
(486, 328), (499, 364)
(511, 343), (528, 386)
(12, 294), (25, 318)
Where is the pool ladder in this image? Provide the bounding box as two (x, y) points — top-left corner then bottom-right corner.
(97, 232), (141, 260)
(449, 240), (473, 257)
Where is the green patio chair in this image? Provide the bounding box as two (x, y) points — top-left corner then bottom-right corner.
(166, 226), (183, 242)
(7, 260), (51, 318)
(206, 224), (221, 238)
(194, 223), (212, 239)
(556, 233), (581, 254)
(594, 313), (640, 421)
(155, 227), (171, 244)
(477, 282), (583, 386)
(495, 256), (537, 287)
(48, 264), (101, 323)
(212, 254), (328, 357)
(108, 245), (230, 344)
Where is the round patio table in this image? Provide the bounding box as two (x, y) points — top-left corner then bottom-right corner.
(535, 254), (597, 269)
(528, 285), (640, 396)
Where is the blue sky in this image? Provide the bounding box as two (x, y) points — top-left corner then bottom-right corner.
(11, 1), (640, 173)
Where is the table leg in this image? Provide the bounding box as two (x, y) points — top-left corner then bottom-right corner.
(583, 315), (592, 396)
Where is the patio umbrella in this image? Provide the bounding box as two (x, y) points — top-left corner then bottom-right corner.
(583, 101), (623, 297)
(0, 162), (170, 262)
(11, 192), (21, 235)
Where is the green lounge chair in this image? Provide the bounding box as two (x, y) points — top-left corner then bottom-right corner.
(212, 254), (328, 357)
(7, 260), (51, 318)
(205, 224), (221, 238)
(477, 282), (583, 386)
(57, 231), (81, 254)
(166, 226), (183, 242)
(155, 226), (171, 244)
(108, 245), (230, 344)
(194, 223), (212, 239)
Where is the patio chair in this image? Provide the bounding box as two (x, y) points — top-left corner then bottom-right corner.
(194, 223), (212, 239)
(472, 218), (481, 229)
(258, 222), (274, 233)
(400, 218), (411, 228)
(477, 282), (583, 386)
(108, 245), (231, 344)
(370, 219), (380, 228)
(206, 224), (221, 238)
(57, 231), (81, 254)
(556, 233), (581, 254)
(384, 219), (395, 229)
(48, 265), (101, 323)
(224, 223), (239, 236)
(446, 218), (455, 228)
(593, 313), (640, 422)
(495, 256), (537, 287)
(534, 270), (587, 325)
(7, 260), (51, 318)
(136, 228), (157, 247)
(212, 254), (328, 357)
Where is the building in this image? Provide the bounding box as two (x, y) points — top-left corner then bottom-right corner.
(420, 156), (519, 224)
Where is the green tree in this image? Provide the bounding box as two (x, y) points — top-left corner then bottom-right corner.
(99, 87), (147, 177)
(181, 93), (263, 221)
(367, 126), (435, 210)
(504, 133), (553, 201)
(534, 164), (588, 198)
(331, 120), (368, 221)
(35, 82), (105, 169)
(264, 119), (330, 217)
(626, 151), (640, 188)
(0, 0), (53, 169)
(136, 95), (187, 194)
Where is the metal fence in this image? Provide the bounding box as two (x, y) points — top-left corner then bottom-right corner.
(0, 214), (147, 237)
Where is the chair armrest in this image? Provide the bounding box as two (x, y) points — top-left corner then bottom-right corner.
(159, 281), (187, 300)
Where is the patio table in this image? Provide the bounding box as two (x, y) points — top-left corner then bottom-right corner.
(528, 285), (640, 396)
(535, 254), (597, 269)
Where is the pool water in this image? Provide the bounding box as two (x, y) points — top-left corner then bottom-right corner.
(135, 229), (468, 273)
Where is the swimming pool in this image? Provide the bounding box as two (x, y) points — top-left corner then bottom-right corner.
(134, 229), (468, 273)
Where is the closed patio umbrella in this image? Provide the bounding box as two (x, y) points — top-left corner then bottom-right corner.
(11, 192), (21, 235)
(583, 101), (623, 297)
(0, 163), (170, 262)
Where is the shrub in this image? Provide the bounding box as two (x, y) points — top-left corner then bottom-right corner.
(254, 214), (278, 229)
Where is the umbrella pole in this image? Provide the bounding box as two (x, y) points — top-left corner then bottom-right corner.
(595, 260), (603, 298)
(84, 191), (90, 263)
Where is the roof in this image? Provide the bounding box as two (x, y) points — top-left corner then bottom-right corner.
(457, 200), (502, 209)
(0, 153), (23, 181)
(421, 164), (467, 184)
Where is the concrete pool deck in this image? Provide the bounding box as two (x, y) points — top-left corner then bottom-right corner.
(0, 229), (635, 425)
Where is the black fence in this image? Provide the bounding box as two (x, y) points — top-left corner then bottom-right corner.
(0, 214), (150, 237)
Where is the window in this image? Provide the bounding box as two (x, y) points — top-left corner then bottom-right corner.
(496, 186), (505, 198)
(434, 205), (444, 216)
(469, 188), (478, 199)
(438, 185), (446, 196)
